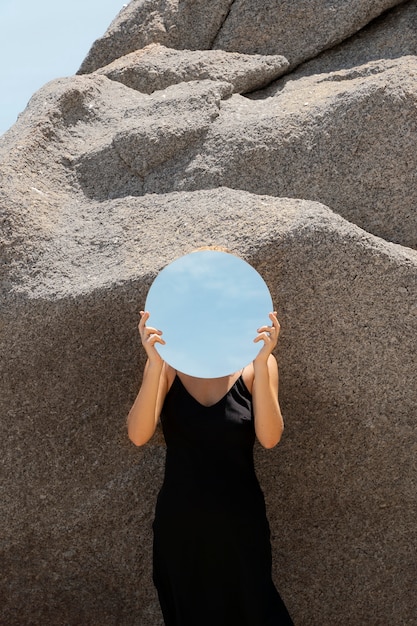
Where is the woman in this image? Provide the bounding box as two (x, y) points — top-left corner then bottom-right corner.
(127, 309), (294, 625)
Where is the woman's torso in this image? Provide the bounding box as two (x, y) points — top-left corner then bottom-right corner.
(157, 369), (264, 518)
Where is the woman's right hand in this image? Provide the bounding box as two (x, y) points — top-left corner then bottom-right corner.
(138, 311), (166, 363)
(128, 311), (168, 446)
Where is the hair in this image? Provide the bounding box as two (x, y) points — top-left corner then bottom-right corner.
(193, 245), (233, 254)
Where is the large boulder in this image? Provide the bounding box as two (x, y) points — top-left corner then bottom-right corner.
(141, 55), (417, 248)
(1, 0), (417, 624)
(78, 0), (404, 73)
(78, 0), (236, 73)
(291, 0), (417, 75)
(45, 56), (417, 248)
(212, 0), (405, 61)
(94, 43), (289, 94)
(1, 187), (416, 626)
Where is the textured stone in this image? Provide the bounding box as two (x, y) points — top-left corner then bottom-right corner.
(292, 0), (417, 76)
(0, 74), (233, 207)
(95, 43), (289, 94)
(213, 0), (404, 63)
(2, 0), (417, 624)
(75, 76), (233, 199)
(1, 188), (416, 626)
(78, 0), (235, 73)
(54, 57), (417, 248)
(149, 58), (417, 249)
(78, 0), (404, 74)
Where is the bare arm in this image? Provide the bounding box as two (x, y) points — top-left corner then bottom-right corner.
(252, 312), (284, 449)
(127, 311), (168, 446)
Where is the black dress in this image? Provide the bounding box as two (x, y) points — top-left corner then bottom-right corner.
(153, 374), (294, 626)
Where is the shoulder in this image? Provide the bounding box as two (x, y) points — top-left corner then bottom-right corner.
(164, 362), (177, 391)
(155, 363), (177, 421)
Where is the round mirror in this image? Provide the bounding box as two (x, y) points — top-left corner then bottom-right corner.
(145, 250), (273, 378)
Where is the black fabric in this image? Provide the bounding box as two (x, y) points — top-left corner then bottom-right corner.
(153, 374), (294, 626)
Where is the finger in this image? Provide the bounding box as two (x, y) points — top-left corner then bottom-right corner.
(253, 332), (272, 343)
(269, 311), (280, 330)
(257, 326), (275, 340)
(144, 326), (163, 336)
(138, 310), (149, 330)
(148, 334), (166, 346)
(139, 312), (164, 338)
(272, 312), (280, 327)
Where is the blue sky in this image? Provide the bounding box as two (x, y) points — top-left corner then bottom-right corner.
(0, 0), (126, 136)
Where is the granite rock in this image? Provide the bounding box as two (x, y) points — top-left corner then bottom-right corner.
(291, 0), (417, 76)
(148, 55), (417, 249)
(47, 56), (417, 248)
(212, 0), (404, 62)
(1, 188), (416, 626)
(95, 43), (289, 94)
(1, 0), (417, 624)
(78, 0), (404, 74)
(78, 0), (235, 73)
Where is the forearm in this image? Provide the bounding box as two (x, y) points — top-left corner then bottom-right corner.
(252, 356), (284, 449)
(127, 359), (164, 446)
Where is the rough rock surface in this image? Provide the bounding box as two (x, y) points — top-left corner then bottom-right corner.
(1, 1), (417, 625)
(212, 0), (405, 61)
(2, 188), (416, 626)
(78, 0), (404, 73)
(292, 0), (417, 76)
(78, 0), (235, 73)
(149, 55), (417, 249)
(62, 56), (417, 248)
(95, 43), (289, 94)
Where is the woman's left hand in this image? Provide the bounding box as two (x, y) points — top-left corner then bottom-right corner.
(253, 311), (280, 362)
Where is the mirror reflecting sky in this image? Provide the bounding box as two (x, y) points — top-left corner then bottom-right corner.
(145, 251), (273, 378)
